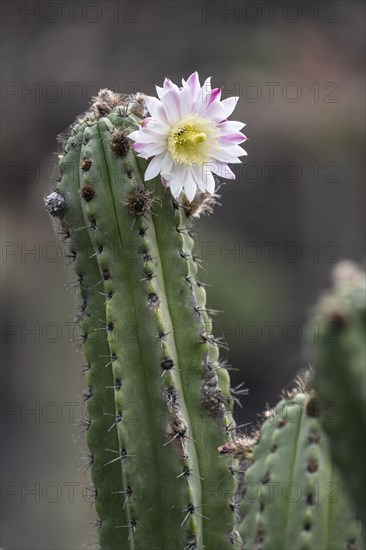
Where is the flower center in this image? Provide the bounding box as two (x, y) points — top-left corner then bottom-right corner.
(167, 115), (218, 165)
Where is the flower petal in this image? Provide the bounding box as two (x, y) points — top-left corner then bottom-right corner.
(161, 152), (174, 178)
(185, 71), (201, 102)
(132, 128), (166, 143)
(169, 165), (186, 198)
(183, 171), (197, 202)
(207, 87), (221, 108)
(141, 141), (167, 156)
(202, 169), (216, 195)
(144, 153), (165, 181)
(179, 86), (194, 117)
(209, 161), (236, 180)
(192, 165), (207, 192)
(211, 148), (244, 163)
(161, 89), (181, 125)
(128, 130), (140, 142)
(145, 95), (168, 124)
(218, 120), (246, 134)
(219, 132), (247, 145)
(220, 97), (239, 119)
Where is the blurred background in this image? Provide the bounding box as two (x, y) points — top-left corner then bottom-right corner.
(1, 1), (365, 548)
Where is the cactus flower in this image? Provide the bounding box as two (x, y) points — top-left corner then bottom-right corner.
(129, 72), (247, 202)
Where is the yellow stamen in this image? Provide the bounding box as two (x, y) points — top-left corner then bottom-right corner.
(167, 115), (218, 165)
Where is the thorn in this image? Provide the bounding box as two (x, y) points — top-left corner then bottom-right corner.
(58, 228), (70, 241)
(161, 358), (180, 377)
(106, 378), (122, 391)
(80, 363), (91, 373)
(112, 486), (133, 509)
(97, 291), (113, 304)
(176, 225), (193, 235)
(103, 411), (124, 432)
(139, 226), (149, 236)
(104, 448), (136, 466)
(185, 276), (211, 288)
(196, 306), (223, 316)
(225, 421), (251, 435)
(200, 332), (229, 351)
(65, 251), (76, 265)
(115, 519), (136, 540)
(78, 453), (94, 472)
(75, 223), (96, 232)
(181, 504), (209, 527)
(67, 276), (83, 289)
(192, 255), (207, 273)
(177, 466), (204, 481)
(140, 272), (155, 282)
(230, 382), (249, 407)
(156, 331), (171, 345)
(180, 250), (192, 260)
(99, 353), (117, 367)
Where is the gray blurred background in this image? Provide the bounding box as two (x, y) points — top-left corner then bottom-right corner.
(1, 1), (365, 548)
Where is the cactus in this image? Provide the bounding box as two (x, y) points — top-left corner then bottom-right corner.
(45, 78), (365, 550)
(236, 386), (364, 549)
(45, 89), (237, 550)
(312, 261), (366, 527)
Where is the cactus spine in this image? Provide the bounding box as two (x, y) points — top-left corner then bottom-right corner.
(313, 261), (366, 527)
(237, 387), (364, 549)
(46, 91), (237, 550)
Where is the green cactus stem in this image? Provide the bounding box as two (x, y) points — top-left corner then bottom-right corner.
(45, 90), (237, 550)
(313, 261), (366, 527)
(236, 386), (363, 549)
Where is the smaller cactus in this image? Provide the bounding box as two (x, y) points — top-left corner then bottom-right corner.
(313, 261), (366, 527)
(236, 385), (363, 549)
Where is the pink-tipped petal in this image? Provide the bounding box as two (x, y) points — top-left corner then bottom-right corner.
(219, 132), (247, 145)
(132, 142), (145, 153)
(186, 71), (201, 102)
(163, 77), (180, 93)
(207, 87), (222, 108)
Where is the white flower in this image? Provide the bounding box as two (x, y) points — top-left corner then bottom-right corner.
(129, 72), (247, 202)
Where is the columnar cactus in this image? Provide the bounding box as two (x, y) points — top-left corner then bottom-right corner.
(312, 261), (366, 527)
(45, 88), (240, 549)
(236, 387), (364, 549)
